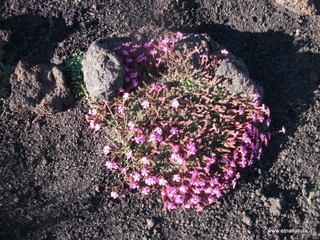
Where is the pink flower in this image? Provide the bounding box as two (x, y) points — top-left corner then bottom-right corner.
(212, 188), (222, 198)
(145, 177), (157, 186)
(195, 205), (204, 212)
(158, 178), (167, 186)
(141, 187), (150, 196)
(134, 134), (146, 143)
(141, 168), (150, 177)
(125, 58), (134, 63)
(171, 99), (180, 109)
(132, 79), (139, 87)
(266, 118), (271, 127)
(221, 49), (229, 56)
(94, 124), (101, 131)
(166, 202), (176, 211)
(150, 83), (160, 91)
(212, 123), (219, 133)
(242, 132), (251, 144)
(209, 177), (218, 187)
(88, 109), (97, 116)
(110, 191), (119, 199)
(189, 196), (201, 205)
(129, 72), (138, 78)
(128, 121), (135, 129)
(174, 195), (184, 204)
(89, 121), (95, 129)
(155, 133), (163, 142)
(117, 105), (125, 114)
(171, 145), (180, 153)
(141, 157), (150, 165)
(118, 87), (125, 93)
(123, 42), (133, 47)
(149, 49), (158, 55)
(133, 127), (143, 133)
(172, 174), (181, 182)
(278, 126), (286, 134)
(130, 172), (141, 182)
(153, 127), (162, 135)
(103, 145), (111, 155)
(149, 133), (156, 143)
(170, 127), (179, 135)
(129, 47), (137, 53)
(187, 141), (197, 157)
(105, 161), (118, 170)
(122, 50), (129, 55)
(136, 53), (147, 62)
(238, 107), (244, 115)
(129, 182), (138, 189)
(141, 100), (150, 109)
(162, 84), (168, 91)
(179, 185), (188, 194)
(144, 40), (154, 48)
(126, 151), (134, 159)
(170, 154), (185, 165)
(123, 92), (129, 100)
(176, 32), (183, 39)
(209, 157), (216, 164)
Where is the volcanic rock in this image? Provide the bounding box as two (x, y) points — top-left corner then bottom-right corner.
(176, 33), (263, 99)
(9, 61), (71, 114)
(82, 40), (124, 103)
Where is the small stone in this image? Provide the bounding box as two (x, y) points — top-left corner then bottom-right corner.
(269, 197), (282, 216)
(242, 214), (252, 226)
(255, 189), (262, 196)
(13, 197), (19, 203)
(146, 218), (155, 228)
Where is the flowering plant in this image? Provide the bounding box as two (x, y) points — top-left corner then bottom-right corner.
(85, 33), (271, 211)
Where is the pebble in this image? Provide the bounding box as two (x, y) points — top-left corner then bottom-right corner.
(242, 214), (252, 226)
(13, 197), (19, 203)
(255, 189), (262, 196)
(269, 198), (282, 216)
(146, 218), (155, 228)
(315, 147), (319, 153)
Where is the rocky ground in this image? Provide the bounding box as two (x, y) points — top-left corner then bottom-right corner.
(0, 0), (319, 240)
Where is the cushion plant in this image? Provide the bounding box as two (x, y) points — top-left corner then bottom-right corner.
(85, 32), (271, 211)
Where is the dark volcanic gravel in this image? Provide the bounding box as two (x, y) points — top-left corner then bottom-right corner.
(0, 0), (319, 240)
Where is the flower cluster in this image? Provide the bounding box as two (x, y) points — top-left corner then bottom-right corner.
(85, 33), (272, 211)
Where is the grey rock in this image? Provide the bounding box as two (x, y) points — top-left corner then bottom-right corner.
(175, 33), (263, 100)
(242, 214), (252, 226)
(269, 197), (282, 216)
(82, 40), (124, 103)
(216, 58), (263, 99)
(9, 61), (72, 115)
